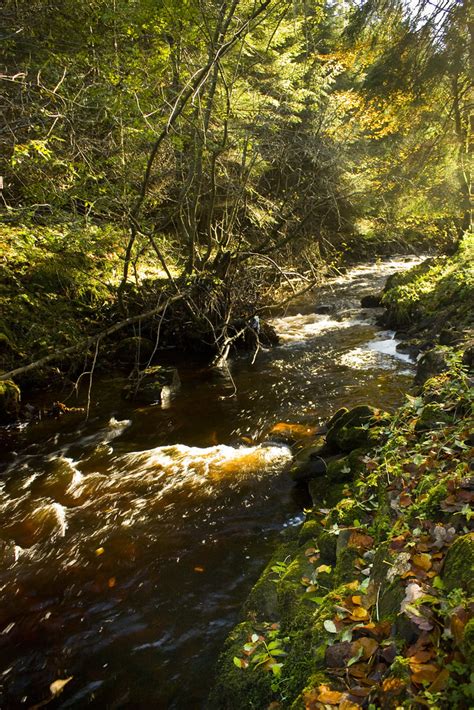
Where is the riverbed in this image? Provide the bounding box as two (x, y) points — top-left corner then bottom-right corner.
(0, 258), (421, 708)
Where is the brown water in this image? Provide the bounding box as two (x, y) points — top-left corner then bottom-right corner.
(0, 259), (420, 709)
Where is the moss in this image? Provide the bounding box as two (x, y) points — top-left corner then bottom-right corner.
(326, 498), (362, 528)
(462, 618), (474, 667)
(308, 477), (346, 509)
(317, 531), (337, 565)
(243, 541), (298, 621)
(0, 379), (21, 422)
(298, 519), (322, 546)
(333, 546), (360, 586)
(443, 533), (474, 596)
(325, 406), (388, 453)
(207, 621), (273, 709)
(325, 407), (348, 429)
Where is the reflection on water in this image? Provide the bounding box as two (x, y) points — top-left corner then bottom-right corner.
(0, 257), (421, 708)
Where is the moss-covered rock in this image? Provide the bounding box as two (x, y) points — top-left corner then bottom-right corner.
(207, 621), (274, 709)
(325, 405), (380, 452)
(114, 336), (155, 365)
(442, 533), (474, 596)
(289, 445), (327, 483)
(121, 366), (180, 404)
(414, 402), (450, 431)
(0, 379), (21, 422)
(415, 346), (450, 387)
(462, 617), (474, 667)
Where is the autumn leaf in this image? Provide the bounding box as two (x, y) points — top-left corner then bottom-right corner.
(348, 531), (374, 551)
(353, 636), (378, 659)
(316, 685), (343, 704)
(410, 662), (440, 685)
(412, 553), (432, 571)
(50, 677), (73, 697)
(349, 606), (369, 621)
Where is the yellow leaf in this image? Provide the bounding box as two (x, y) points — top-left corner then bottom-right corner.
(349, 606), (369, 621)
(412, 553), (432, 571)
(50, 677), (73, 697)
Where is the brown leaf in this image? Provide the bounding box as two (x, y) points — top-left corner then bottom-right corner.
(325, 642), (354, 668)
(348, 532), (374, 551)
(428, 668), (450, 692)
(410, 663), (440, 685)
(353, 636), (379, 660)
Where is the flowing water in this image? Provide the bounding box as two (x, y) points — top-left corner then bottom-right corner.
(0, 258), (421, 708)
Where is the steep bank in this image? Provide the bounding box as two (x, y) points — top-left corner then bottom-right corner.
(209, 239), (474, 709)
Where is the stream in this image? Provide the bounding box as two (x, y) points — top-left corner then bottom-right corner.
(0, 258), (421, 708)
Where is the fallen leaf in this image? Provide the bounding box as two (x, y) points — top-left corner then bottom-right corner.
(305, 547), (318, 557)
(316, 685), (343, 704)
(95, 547), (105, 556)
(194, 566), (205, 573)
(348, 531), (374, 550)
(351, 595), (362, 605)
(428, 667), (450, 692)
(381, 676), (405, 694)
(410, 662), (440, 685)
(50, 677), (73, 697)
(349, 606), (369, 621)
(324, 619), (338, 634)
(412, 553), (432, 572)
(339, 698), (362, 710)
(353, 636), (378, 660)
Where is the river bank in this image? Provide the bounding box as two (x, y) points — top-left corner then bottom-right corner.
(209, 236), (474, 709)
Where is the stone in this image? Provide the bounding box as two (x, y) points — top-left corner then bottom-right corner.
(313, 304), (334, 315)
(114, 336), (155, 365)
(326, 405), (380, 452)
(360, 293), (382, 308)
(462, 342), (474, 373)
(325, 407), (349, 430)
(462, 618), (474, 668)
(121, 366), (180, 405)
(0, 379), (21, 423)
(289, 445), (327, 483)
(442, 532), (474, 596)
(414, 403), (450, 432)
(415, 346), (450, 387)
(259, 321), (279, 347)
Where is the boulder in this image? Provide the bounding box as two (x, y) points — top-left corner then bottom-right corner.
(0, 379), (21, 423)
(114, 336), (155, 366)
(122, 366), (180, 405)
(415, 346), (450, 387)
(313, 304), (334, 315)
(289, 445), (327, 483)
(360, 293), (382, 308)
(326, 405), (380, 452)
(462, 341), (474, 373)
(442, 532), (474, 596)
(326, 449), (366, 483)
(259, 321), (280, 347)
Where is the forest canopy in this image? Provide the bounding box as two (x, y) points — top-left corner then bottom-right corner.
(1, 0), (472, 371)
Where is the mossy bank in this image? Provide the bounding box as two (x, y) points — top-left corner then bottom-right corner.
(208, 240), (474, 709)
